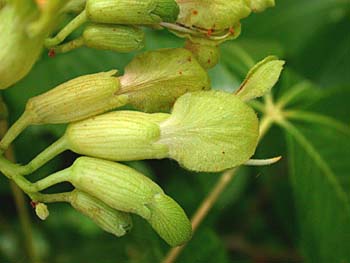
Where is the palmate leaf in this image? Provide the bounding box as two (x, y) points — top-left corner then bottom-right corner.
(280, 87), (350, 262)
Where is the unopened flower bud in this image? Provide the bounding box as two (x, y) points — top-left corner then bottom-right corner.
(65, 111), (170, 161)
(0, 70), (124, 152)
(35, 203), (49, 220)
(184, 40), (220, 69)
(70, 190), (132, 237)
(53, 24), (145, 54)
(236, 56), (285, 101)
(37, 157), (192, 246)
(86, 0), (179, 24)
(0, 4), (45, 89)
(119, 48), (211, 112)
(176, 0), (251, 32)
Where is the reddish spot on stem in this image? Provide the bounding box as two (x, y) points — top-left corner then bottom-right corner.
(229, 27), (235, 35)
(192, 10), (198, 15)
(207, 59), (211, 64)
(30, 201), (37, 208)
(187, 56), (192, 62)
(179, 71), (183, 75)
(207, 29), (213, 37)
(48, 49), (56, 58)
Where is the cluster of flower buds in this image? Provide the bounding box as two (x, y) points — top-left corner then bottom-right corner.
(0, 0), (284, 248)
(45, 0), (180, 54)
(0, 48), (209, 152)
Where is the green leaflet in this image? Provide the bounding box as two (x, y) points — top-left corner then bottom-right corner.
(236, 56), (285, 101)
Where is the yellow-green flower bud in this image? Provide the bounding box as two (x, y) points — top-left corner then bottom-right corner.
(36, 157), (192, 246)
(0, 70), (124, 152)
(86, 0), (179, 24)
(249, 0), (275, 12)
(236, 56), (285, 101)
(118, 48), (211, 112)
(158, 90), (259, 171)
(176, 0), (251, 32)
(83, 24), (144, 52)
(184, 40), (220, 69)
(65, 111), (170, 161)
(70, 190), (132, 237)
(20, 91), (258, 174)
(35, 203), (49, 220)
(0, 4), (44, 89)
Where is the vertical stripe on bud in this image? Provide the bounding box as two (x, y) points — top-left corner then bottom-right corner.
(158, 90), (259, 172)
(70, 190), (132, 237)
(119, 48), (211, 112)
(235, 56), (285, 101)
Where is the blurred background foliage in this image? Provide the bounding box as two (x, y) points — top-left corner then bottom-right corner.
(1, 0), (350, 262)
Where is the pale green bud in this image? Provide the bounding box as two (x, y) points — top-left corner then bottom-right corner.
(26, 70), (122, 124)
(70, 190), (132, 237)
(158, 90), (259, 171)
(176, 0), (251, 32)
(35, 203), (49, 220)
(236, 56), (285, 101)
(0, 4), (44, 89)
(86, 0), (179, 24)
(65, 111), (170, 161)
(82, 24), (144, 52)
(53, 24), (145, 54)
(184, 40), (220, 69)
(118, 48), (211, 112)
(249, 0), (275, 12)
(0, 70), (124, 152)
(50, 157), (192, 246)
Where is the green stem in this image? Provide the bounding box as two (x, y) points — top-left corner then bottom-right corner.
(0, 110), (33, 153)
(45, 9), (87, 47)
(52, 36), (85, 53)
(33, 167), (71, 191)
(276, 81), (310, 108)
(19, 136), (67, 175)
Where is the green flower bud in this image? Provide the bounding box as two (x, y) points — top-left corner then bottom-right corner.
(37, 157), (192, 246)
(0, 70), (124, 152)
(86, 0), (179, 24)
(65, 111), (170, 161)
(52, 24), (145, 54)
(83, 24), (144, 52)
(176, 0), (251, 32)
(158, 90), (259, 171)
(236, 56), (285, 101)
(70, 190), (132, 237)
(0, 4), (44, 89)
(118, 48), (211, 112)
(184, 40), (220, 69)
(20, 91), (258, 173)
(249, 0), (275, 12)
(35, 203), (49, 220)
